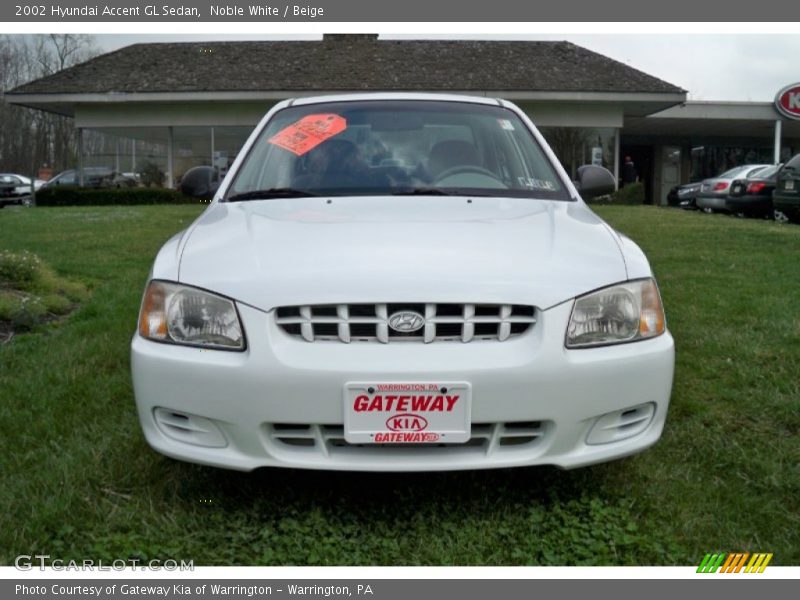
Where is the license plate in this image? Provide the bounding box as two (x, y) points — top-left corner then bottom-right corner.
(787, 180), (795, 190)
(344, 382), (471, 444)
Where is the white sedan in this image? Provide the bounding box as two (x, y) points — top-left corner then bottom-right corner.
(0, 174), (45, 207)
(132, 93), (674, 471)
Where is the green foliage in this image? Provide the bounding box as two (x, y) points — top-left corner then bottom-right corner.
(590, 182), (646, 206)
(0, 250), (44, 286)
(138, 161), (166, 188)
(0, 250), (88, 332)
(0, 292), (40, 327)
(34, 186), (199, 207)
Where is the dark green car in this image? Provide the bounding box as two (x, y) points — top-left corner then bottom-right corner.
(773, 153), (800, 223)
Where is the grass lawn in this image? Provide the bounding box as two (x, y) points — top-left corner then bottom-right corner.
(0, 204), (798, 566)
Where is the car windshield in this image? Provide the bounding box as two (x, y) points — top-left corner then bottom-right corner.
(226, 100), (570, 201)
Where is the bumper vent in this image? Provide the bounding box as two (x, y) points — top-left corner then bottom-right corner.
(585, 403), (655, 445)
(265, 421), (550, 457)
(275, 303), (536, 343)
(153, 407), (227, 448)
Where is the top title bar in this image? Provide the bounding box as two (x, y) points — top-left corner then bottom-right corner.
(1, 0), (794, 22)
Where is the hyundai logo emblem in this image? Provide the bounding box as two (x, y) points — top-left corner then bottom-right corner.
(388, 310), (425, 333)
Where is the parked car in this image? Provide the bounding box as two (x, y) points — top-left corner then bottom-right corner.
(43, 167), (136, 189)
(772, 153), (800, 223)
(131, 93), (674, 472)
(725, 164), (783, 219)
(696, 164), (771, 213)
(0, 174), (46, 207)
(668, 182), (702, 209)
(0, 177), (16, 208)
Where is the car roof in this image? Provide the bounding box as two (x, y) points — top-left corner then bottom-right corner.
(289, 92), (504, 108)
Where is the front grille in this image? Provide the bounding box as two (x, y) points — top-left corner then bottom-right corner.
(275, 303), (536, 343)
(264, 421), (551, 458)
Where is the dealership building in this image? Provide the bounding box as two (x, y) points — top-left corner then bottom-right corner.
(6, 34), (799, 204)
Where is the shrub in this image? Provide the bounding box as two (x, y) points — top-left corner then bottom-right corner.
(139, 161), (166, 188)
(587, 182), (646, 206)
(610, 182), (646, 205)
(33, 186), (200, 207)
(9, 295), (47, 330)
(0, 250), (44, 287)
(0, 251), (88, 334)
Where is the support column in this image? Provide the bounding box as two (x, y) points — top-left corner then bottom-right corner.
(77, 128), (84, 187)
(115, 138), (120, 173)
(210, 126), (215, 167)
(774, 119), (782, 164)
(167, 126), (174, 188)
(131, 139), (137, 174)
(613, 128), (621, 190)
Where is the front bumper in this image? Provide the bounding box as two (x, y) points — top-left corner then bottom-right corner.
(131, 300), (675, 472)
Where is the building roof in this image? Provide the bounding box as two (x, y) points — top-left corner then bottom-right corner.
(624, 101), (800, 139)
(8, 35), (685, 96)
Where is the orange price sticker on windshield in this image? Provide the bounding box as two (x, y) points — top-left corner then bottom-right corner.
(268, 114), (347, 156)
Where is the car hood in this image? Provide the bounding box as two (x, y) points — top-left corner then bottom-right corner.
(176, 196), (628, 311)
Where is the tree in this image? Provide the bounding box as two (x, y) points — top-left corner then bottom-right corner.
(539, 127), (592, 180)
(0, 34), (98, 177)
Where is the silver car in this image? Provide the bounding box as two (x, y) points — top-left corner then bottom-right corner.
(696, 164), (771, 213)
(0, 174), (45, 207)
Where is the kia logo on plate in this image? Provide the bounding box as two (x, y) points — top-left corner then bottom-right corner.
(388, 310), (425, 333)
(775, 83), (800, 120)
(386, 413), (429, 432)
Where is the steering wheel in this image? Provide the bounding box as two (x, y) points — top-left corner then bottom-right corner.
(433, 165), (506, 185)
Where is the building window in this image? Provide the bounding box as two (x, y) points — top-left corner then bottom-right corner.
(538, 127), (616, 180)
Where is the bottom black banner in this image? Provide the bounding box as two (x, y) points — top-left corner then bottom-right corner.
(3, 579), (795, 600)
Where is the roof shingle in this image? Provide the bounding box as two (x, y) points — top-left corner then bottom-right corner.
(8, 36), (684, 96)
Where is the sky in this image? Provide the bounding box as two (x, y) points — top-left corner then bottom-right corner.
(90, 33), (800, 103)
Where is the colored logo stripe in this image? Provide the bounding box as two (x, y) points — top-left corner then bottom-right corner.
(697, 553), (772, 573)
(745, 553), (773, 573)
(697, 553), (726, 573)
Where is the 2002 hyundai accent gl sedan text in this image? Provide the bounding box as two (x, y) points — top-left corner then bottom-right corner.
(132, 93), (675, 472)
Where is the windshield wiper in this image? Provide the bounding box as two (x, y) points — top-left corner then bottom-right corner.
(391, 188), (462, 196)
(227, 188), (320, 202)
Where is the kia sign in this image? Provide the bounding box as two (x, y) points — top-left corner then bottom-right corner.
(775, 83), (800, 120)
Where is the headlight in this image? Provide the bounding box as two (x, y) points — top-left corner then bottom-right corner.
(566, 278), (665, 348)
(138, 280), (245, 350)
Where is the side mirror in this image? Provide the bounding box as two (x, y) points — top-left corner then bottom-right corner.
(179, 166), (220, 200)
(575, 165), (616, 199)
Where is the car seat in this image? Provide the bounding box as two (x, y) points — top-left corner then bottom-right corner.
(428, 140), (481, 179)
